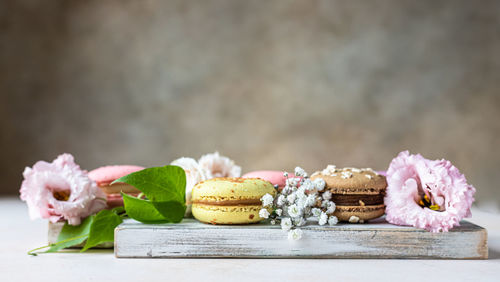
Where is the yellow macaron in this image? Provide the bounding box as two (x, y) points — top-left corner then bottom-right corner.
(191, 177), (276, 224)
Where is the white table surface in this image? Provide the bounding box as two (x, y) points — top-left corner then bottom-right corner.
(1, 197), (499, 282)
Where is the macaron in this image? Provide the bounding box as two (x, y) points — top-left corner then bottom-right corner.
(88, 165), (145, 208)
(311, 166), (387, 222)
(242, 170), (291, 188)
(191, 177), (276, 224)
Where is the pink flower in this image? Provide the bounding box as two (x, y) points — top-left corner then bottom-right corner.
(20, 154), (107, 225)
(198, 152), (241, 179)
(384, 151), (476, 232)
(170, 157), (208, 205)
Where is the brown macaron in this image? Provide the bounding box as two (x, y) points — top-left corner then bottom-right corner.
(311, 166), (386, 222)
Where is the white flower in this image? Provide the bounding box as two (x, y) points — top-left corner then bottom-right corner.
(198, 152), (241, 179)
(301, 179), (315, 191)
(266, 167), (341, 241)
(321, 200), (332, 209)
(326, 201), (336, 214)
(288, 228), (303, 240)
(295, 196), (307, 209)
(281, 217), (292, 231)
(287, 204), (302, 218)
(270, 219), (276, 225)
(281, 185), (291, 195)
(286, 178), (298, 188)
(328, 216), (338, 225)
(283, 171), (289, 178)
(305, 194), (316, 207)
(293, 217), (306, 226)
(259, 208), (270, 219)
(296, 192), (306, 201)
(276, 195), (286, 206)
(295, 189), (306, 201)
(275, 208), (282, 216)
(294, 167), (307, 177)
(313, 178), (326, 191)
(287, 193), (296, 204)
(322, 190), (332, 201)
(311, 208), (322, 217)
(171, 157), (209, 205)
(319, 212), (328, 225)
(260, 193), (274, 207)
(296, 186), (306, 196)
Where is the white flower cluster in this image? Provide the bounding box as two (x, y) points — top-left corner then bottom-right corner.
(259, 167), (338, 240)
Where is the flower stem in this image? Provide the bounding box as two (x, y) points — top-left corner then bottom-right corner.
(27, 234), (89, 256)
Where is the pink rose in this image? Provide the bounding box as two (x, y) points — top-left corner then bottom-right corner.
(170, 157), (209, 205)
(384, 151), (476, 232)
(198, 152), (241, 179)
(20, 153), (107, 225)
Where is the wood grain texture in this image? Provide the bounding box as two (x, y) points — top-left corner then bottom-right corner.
(114, 218), (488, 259)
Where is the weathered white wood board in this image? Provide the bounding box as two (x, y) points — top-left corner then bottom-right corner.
(114, 218), (488, 259)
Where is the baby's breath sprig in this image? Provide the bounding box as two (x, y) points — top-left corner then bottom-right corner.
(259, 167), (338, 240)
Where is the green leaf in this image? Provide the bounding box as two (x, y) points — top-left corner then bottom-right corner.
(114, 165), (186, 203)
(81, 209), (123, 252)
(112, 206), (126, 215)
(46, 216), (93, 253)
(115, 166), (186, 223)
(152, 201), (186, 222)
(122, 193), (171, 223)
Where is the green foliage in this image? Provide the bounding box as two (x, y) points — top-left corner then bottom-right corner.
(81, 209), (123, 252)
(45, 216), (94, 253)
(121, 193), (171, 223)
(28, 165), (186, 255)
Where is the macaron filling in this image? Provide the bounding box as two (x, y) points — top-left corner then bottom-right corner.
(193, 199), (262, 206)
(331, 194), (384, 206)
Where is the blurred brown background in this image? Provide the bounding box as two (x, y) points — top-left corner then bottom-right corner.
(1, 0), (499, 209)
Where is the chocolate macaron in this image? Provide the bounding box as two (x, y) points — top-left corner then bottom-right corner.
(311, 165), (386, 222)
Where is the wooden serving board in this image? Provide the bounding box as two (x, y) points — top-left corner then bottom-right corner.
(114, 218), (488, 259)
